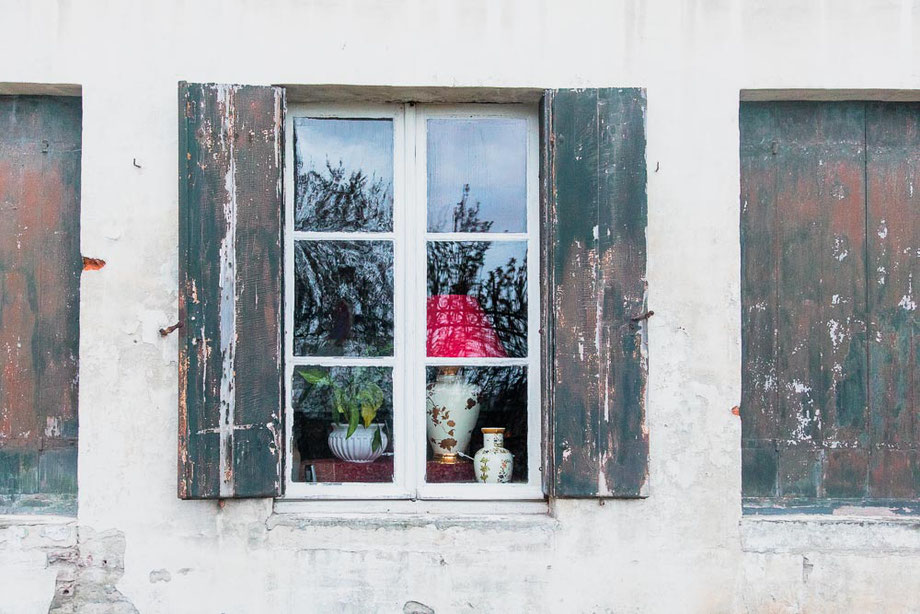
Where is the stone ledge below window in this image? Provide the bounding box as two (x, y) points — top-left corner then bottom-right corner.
(741, 515), (920, 554)
(270, 498), (556, 531)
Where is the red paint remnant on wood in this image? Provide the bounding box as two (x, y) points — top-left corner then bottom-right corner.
(81, 256), (105, 271)
(742, 101), (920, 501)
(0, 95), (81, 507)
(742, 102), (868, 499)
(866, 102), (920, 498)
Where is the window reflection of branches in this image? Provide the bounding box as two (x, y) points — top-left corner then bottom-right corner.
(295, 161), (393, 232)
(428, 185), (528, 357)
(294, 240), (394, 357)
(427, 186), (528, 418)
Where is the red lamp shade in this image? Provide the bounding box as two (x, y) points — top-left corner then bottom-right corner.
(426, 295), (507, 358)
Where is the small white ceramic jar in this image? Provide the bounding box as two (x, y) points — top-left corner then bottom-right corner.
(473, 427), (513, 483)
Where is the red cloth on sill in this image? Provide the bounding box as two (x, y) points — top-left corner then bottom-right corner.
(301, 458), (475, 483)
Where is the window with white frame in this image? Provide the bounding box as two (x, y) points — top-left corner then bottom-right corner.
(284, 103), (541, 499)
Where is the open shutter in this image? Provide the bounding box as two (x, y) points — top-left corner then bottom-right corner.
(543, 88), (649, 498)
(178, 82), (284, 499)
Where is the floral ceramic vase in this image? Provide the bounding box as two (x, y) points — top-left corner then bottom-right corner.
(426, 371), (481, 463)
(473, 428), (513, 483)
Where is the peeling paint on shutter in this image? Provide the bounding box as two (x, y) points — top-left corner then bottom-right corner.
(0, 95), (81, 514)
(865, 102), (919, 499)
(178, 82), (284, 499)
(543, 88), (649, 498)
(741, 102), (870, 500)
(741, 101), (920, 505)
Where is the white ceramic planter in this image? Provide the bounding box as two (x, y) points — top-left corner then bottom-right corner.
(426, 373), (480, 462)
(327, 423), (388, 463)
(473, 428), (513, 483)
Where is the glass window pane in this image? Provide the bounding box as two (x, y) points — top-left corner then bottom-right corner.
(424, 366), (527, 484)
(295, 240), (394, 357)
(427, 241), (527, 358)
(294, 118), (394, 232)
(291, 366), (393, 483)
(427, 118), (527, 233)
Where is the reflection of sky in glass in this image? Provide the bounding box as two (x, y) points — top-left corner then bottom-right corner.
(295, 118), (393, 188)
(427, 119), (527, 233)
(480, 241), (526, 274)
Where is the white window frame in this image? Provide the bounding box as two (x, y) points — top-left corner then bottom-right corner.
(283, 102), (542, 501)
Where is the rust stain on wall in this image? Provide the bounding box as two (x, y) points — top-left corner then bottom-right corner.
(81, 256), (105, 271)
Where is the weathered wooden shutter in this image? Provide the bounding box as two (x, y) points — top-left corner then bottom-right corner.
(0, 95), (82, 514)
(542, 88), (650, 498)
(741, 101), (919, 503)
(178, 82), (284, 499)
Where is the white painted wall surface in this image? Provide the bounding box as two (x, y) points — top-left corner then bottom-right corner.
(1, 1), (920, 612)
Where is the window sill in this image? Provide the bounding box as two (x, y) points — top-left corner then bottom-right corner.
(740, 514), (920, 554)
(270, 498), (556, 530)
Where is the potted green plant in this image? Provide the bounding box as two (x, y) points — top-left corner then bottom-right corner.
(297, 368), (388, 463)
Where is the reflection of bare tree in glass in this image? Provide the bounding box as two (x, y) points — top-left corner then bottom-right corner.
(295, 242), (394, 356)
(428, 186), (528, 475)
(478, 258), (528, 357)
(294, 161), (395, 356)
(428, 185), (492, 295)
(296, 161), (393, 231)
(428, 184), (528, 356)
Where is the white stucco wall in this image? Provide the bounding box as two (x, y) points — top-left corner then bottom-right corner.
(1, 1), (920, 612)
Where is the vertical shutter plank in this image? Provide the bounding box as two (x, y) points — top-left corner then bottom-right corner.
(774, 103), (868, 498)
(596, 89), (649, 496)
(178, 83), (221, 498)
(866, 102), (920, 498)
(547, 88), (649, 498)
(178, 83), (283, 499)
(550, 89), (602, 496)
(740, 102), (781, 497)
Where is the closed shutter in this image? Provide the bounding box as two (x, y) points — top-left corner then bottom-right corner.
(178, 82), (284, 499)
(0, 95), (82, 514)
(740, 101), (920, 503)
(543, 88), (650, 498)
